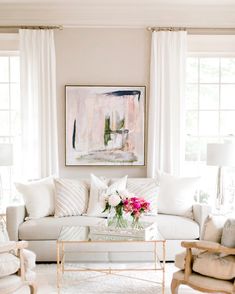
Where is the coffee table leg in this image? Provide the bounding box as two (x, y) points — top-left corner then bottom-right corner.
(62, 243), (65, 274)
(57, 241), (60, 290)
(162, 241), (166, 294)
(154, 242), (157, 270)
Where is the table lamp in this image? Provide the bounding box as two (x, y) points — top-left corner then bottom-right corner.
(207, 142), (235, 212)
(0, 144), (13, 205)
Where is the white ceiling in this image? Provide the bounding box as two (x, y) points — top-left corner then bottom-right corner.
(0, 0), (235, 28)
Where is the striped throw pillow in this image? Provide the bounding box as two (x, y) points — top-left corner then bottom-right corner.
(54, 178), (89, 217)
(126, 179), (159, 215)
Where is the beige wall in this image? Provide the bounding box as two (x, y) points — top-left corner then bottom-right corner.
(55, 28), (151, 178)
(0, 33), (18, 51)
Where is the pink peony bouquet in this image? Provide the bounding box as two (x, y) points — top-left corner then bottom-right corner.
(102, 191), (151, 229)
(123, 197), (150, 220)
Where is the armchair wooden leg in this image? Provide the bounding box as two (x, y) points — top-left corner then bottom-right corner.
(171, 278), (180, 294)
(29, 282), (37, 294)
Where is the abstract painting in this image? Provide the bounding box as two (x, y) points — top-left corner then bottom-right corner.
(65, 85), (145, 165)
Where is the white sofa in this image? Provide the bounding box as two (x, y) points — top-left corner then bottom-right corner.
(6, 178), (211, 262)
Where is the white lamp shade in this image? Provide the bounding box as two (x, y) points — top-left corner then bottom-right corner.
(0, 144), (13, 166)
(207, 143), (235, 167)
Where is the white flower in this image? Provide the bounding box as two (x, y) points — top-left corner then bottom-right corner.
(99, 193), (109, 210)
(108, 194), (121, 207)
(102, 193), (109, 201)
(118, 189), (132, 199)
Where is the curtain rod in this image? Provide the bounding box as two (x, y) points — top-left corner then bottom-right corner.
(147, 27), (235, 34)
(0, 25), (63, 30)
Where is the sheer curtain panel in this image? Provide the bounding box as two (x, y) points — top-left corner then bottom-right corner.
(147, 31), (187, 177)
(20, 29), (58, 179)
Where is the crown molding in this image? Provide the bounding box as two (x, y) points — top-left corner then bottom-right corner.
(0, 1), (235, 28)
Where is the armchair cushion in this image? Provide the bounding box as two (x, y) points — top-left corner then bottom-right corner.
(0, 253), (20, 278)
(0, 275), (22, 293)
(175, 248), (201, 270)
(193, 252), (235, 280)
(173, 270), (234, 293)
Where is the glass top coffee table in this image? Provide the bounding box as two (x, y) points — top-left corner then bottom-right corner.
(57, 223), (166, 293)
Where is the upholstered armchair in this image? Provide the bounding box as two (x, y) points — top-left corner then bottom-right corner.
(0, 240), (37, 294)
(171, 217), (235, 294)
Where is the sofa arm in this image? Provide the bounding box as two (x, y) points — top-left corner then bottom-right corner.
(6, 205), (26, 241)
(193, 203), (212, 238)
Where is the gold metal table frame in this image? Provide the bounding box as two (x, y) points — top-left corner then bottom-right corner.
(56, 226), (166, 294)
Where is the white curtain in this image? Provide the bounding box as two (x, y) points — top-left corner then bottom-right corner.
(20, 29), (59, 179)
(147, 31), (187, 177)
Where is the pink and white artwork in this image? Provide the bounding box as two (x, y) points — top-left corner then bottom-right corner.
(65, 86), (145, 165)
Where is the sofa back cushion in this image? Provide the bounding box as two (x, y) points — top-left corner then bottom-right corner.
(15, 177), (55, 219)
(54, 178), (89, 217)
(126, 178), (158, 215)
(86, 174), (127, 217)
(157, 173), (199, 218)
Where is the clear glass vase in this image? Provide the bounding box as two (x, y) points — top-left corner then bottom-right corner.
(131, 216), (143, 230)
(107, 207), (128, 228)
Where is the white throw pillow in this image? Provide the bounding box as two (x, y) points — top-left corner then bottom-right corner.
(86, 174), (128, 217)
(54, 178), (89, 217)
(126, 178), (159, 215)
(157, 173), (199, 218)
(15, 177), (55, 220)
(0, 253), (20, 278)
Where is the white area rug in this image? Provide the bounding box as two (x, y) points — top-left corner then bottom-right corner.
(16, 263), (200, 294)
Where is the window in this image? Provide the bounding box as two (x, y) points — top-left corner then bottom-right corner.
(185, 56), (235, 210)
(0, 53), (20, 207)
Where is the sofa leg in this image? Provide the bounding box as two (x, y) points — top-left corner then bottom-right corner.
(171, 278), (180, 294)
(29, 282), (37, 294)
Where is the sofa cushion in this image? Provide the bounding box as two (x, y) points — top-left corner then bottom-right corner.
(193, 252), (235, 280)
(19, 216), (107, 240)
(19, 214), (199, 241)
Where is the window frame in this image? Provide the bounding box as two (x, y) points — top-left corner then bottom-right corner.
(0, 51), (20, 205)
(185, 53), (235, 163)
